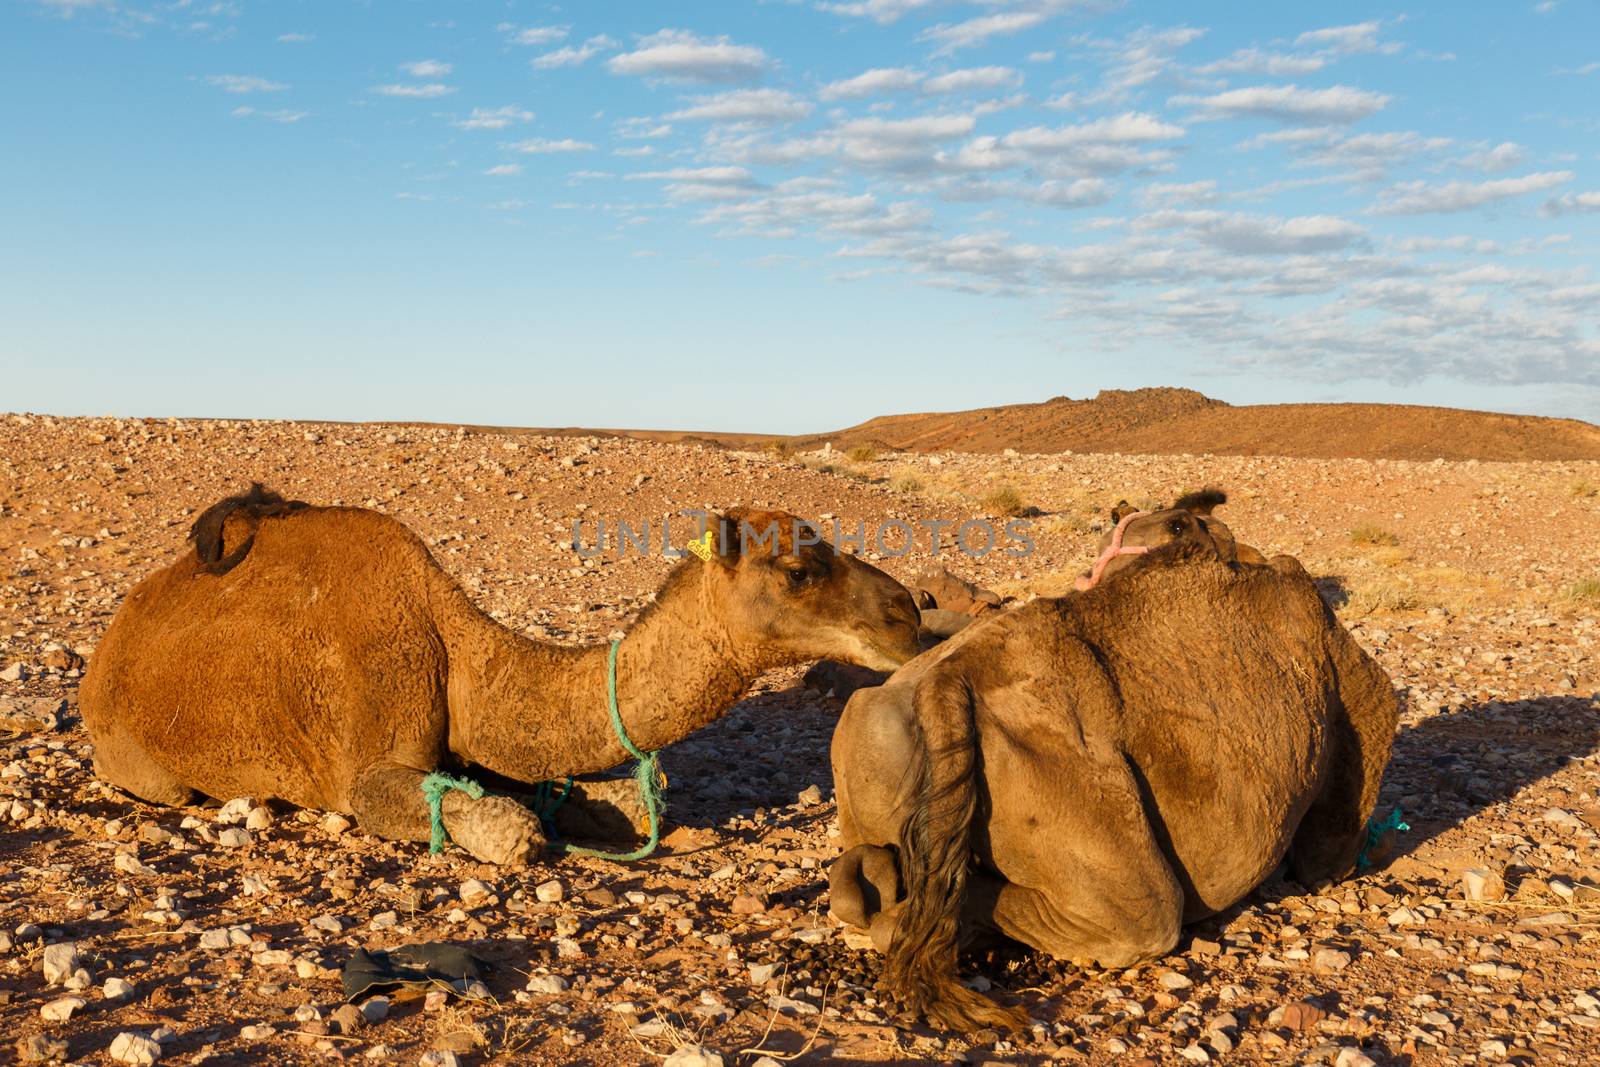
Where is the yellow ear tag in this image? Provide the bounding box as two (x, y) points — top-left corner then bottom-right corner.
(686, 530), (716, 562)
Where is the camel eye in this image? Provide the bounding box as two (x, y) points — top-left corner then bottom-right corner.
(786, 567), (809, 587)
(1169, 519), (1186, 535)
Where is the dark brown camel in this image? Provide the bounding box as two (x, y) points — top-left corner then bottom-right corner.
(829, 541), (1398, 1030)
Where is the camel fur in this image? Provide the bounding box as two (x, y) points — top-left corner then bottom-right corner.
(829, 541), (1398, 1030)
(82, 486), (922, 865)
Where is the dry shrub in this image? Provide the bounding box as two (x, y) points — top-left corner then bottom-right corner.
(846, 444), (878, 463)
(981, 484), (1028, 517)
(1571, 481), (1599, 499)
(1568, 578), (1600, 604)
(892, 475), (924, 493)
(763, 439), (793, 459)
(1349, 524), (1400, 547)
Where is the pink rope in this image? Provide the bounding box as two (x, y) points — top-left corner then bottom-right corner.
(1074, 510), (1151, 591)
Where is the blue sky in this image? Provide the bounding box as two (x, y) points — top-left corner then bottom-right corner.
(3, 0), (1598, 431)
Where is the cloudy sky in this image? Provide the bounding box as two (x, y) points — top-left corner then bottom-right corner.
(4, 0), (1598, 430)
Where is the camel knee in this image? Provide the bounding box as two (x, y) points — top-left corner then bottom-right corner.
(1093, 908), (1181, 969)
(93, 733), (194, 807)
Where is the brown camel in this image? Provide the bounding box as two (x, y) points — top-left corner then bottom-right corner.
(829, 540), (1398, 1030)
(1076, 488), (1265, 591)
(82, 486), (922, 865)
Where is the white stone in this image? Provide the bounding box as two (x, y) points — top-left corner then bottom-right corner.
(245, 806), (273, 831)
(103, 976), (136, 1000)
(40, 996), (86, 1021)
(458, 879), (493, 903)
(42, 942), (82, 984)
(109, 1032), (163, 1065)
(215, 827), (252, 848)
(361, 996), (390, 1023)
(525, 974), (568, 994)
(663, 1045), (725, 1067)
(419, 1053), (462, 1067)
(1334, 1049), (1376, 1067)
(535, 879), (565, 903)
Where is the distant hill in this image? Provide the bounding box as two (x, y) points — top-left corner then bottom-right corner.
(795, 388), (1600, 462)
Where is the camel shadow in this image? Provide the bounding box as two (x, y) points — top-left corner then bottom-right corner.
(1374, 691), (1600, 866)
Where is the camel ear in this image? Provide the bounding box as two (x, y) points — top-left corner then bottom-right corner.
(1173, 487), (1227, 516)
(1110, 500), (1137, 524)
(701, 512), (742, 569)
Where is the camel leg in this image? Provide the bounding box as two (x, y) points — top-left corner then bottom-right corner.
(348, 762), (546, 867)
(92, 721), (196, 807)
(966, 865), (1181, 969)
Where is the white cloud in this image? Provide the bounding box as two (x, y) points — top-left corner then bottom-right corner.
(1460, 141), (1526, 173)
(1198, 48), (1325, 76)
(633, 166), (758, 184)
(1298, 130), (1453, 180)
(506, 137), (596, 154)
(939, 176), (1113, 208)
(617, 117), (674, 139)
(206, 74), (286, 94)
(1553, 61), (1600, 76)
(922, 67), (1023, 95)
(607, 29), (769, 83)
(455, 106), (535, 131)
(1543, 191), (1600, 215)
(1087, 26), (1207, 100)
(667, 89), (812, 124)
(1173, 84), (1390, 123)
(1003, 112), (1184, 151)
(818, 67), (923, 100)
(1294, 22), (1382, 54)
(500, 24), (568, 46)
(401, 59), (452, 78)
(371, 83), (455, 99)
(485, 164), (522, 176)
(1028, 50), (1056, 63)
(231, 106), (308, 123)
(276, 32), (312, 43)
(534, 35), (617, 70)
(921, 10), (1053, 54)
(818, 0), (937, 22)
(1374, 171), (1573, 214)
(1136, 210), (1367, 254)
(1140, 179), (1219, 206)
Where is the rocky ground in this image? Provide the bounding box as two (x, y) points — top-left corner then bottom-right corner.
(2, 412), (1599, 1066)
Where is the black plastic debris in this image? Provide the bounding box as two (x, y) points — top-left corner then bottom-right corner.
(341, 943), (491, 1002)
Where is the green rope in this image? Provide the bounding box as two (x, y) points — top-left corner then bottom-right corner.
(1357, 806), (1409, 870)
(563, 639), (665, 862)
(532, 775), (574, 827)
(421, 771), (484, 855)
(419, 640), (663, 863)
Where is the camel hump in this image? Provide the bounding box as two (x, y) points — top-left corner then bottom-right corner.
(189, 483), (309, 575)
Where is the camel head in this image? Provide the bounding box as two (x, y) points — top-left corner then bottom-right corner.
(692, 507), (922, 672)
(1078, 488), (1263, 590)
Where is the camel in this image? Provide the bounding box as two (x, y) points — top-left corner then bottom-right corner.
(81, 486), (922, 865)
(829, 539), (1398, 1030)
(1076, 488), (1265, 591)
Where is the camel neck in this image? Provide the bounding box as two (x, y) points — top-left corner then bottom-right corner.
(444, 562), (759, 781)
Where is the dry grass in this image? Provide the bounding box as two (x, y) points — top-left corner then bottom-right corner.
(1349, 523), (1401, 547)
(845, 444), (878, 463)
(891, 474), (924, 493)
(1568, 577), (1600, 604)
(762, 439), (794, 460)
(980, 484), (1029, 517)
(1572, 480), (1599, 499)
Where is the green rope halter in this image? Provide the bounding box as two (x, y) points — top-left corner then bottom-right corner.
(419, 639), (664, 863)
(562, 639), (664, 862)
(422, 771), (484, 855)
(1357, 806), (1409, 870)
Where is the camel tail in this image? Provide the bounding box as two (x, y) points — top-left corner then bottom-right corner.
(883, 668), (1027, 1033)
(1173, 487), (1226, 514)
(189, 483), (307, 575)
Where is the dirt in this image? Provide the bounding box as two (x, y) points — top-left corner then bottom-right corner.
(3, 411), (1600, 1065)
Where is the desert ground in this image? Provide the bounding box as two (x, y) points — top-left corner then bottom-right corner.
(3, 409), (1600, 1066)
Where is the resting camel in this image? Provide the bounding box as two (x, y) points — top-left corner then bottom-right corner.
(1075, 488), (1265, 590)
(82, 487), (922, 865)
(829, 540), (1398, 1030)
